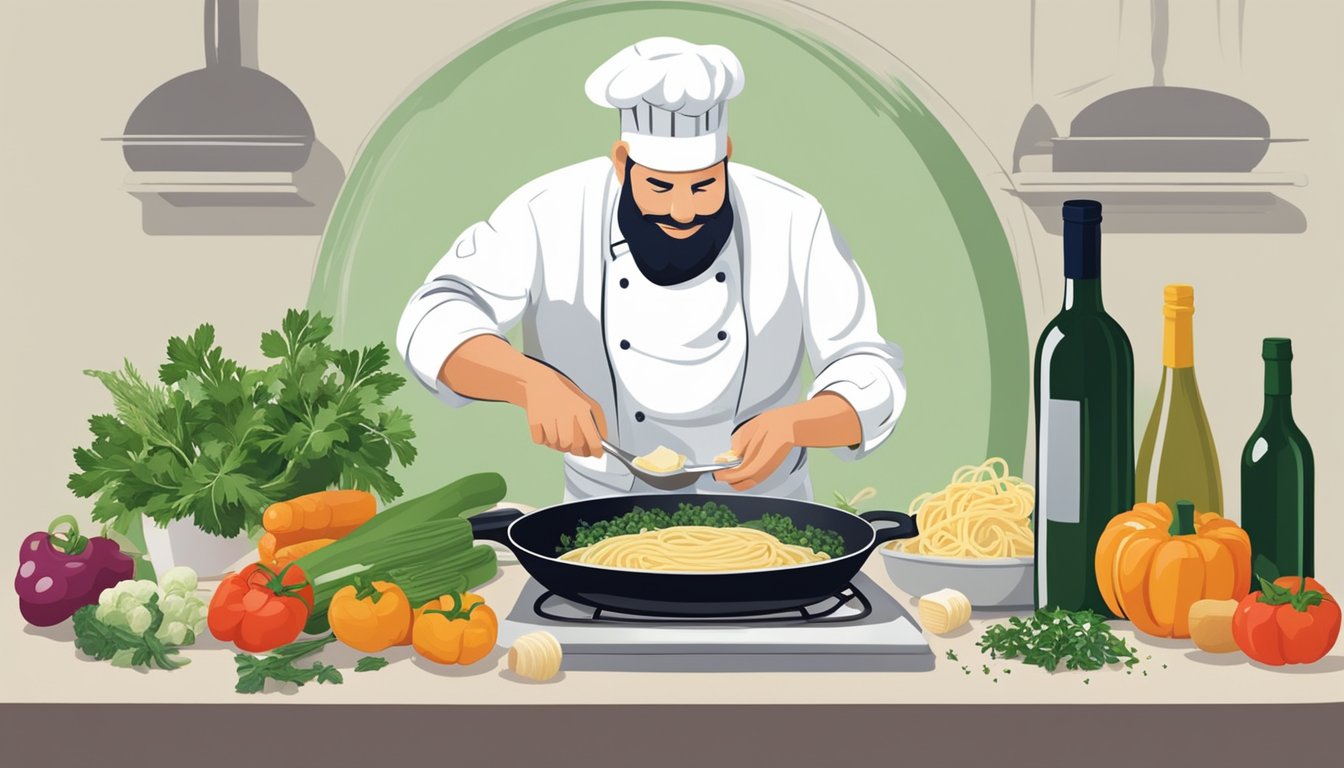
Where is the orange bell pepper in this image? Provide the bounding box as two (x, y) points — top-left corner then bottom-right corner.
(328, 579), (413, 653)
(412, 592), (498, 665)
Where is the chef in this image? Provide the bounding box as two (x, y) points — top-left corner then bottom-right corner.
(396, 37), (906, 502)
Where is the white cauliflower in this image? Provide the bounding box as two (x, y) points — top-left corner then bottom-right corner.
(93, 568), (208, 646)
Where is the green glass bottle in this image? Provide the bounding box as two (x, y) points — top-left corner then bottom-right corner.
(1240, 338), (1314, 580)
(1136, 285), (1224, 516)
(1033, 200), (1135, 613)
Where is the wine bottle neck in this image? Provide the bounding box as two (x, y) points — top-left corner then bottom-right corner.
(1063, 219), (1101, 280)
(1264, 358), (1293, 397)
(1162, 310), (1195, 369)
(1061, 216), (1104, 312)
(1063, 277), (1104, 312)
(1262, 357), (1294, 424)
(1262, 394), (1294, 424)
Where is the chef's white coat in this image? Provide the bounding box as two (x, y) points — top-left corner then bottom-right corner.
(396, 157), (906, 501)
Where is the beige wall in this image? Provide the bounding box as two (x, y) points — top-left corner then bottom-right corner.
(3, 0), (1340, 585)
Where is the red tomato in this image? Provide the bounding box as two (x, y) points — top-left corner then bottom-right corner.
(208, 562), (314, 652)
(1232, 576), (1341, 666)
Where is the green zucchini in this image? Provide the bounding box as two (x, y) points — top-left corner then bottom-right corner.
(391, 544), (499, 606)
(296, 472), (506, 633)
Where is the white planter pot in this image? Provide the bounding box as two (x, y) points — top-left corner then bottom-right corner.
(142, 516), (253, 579)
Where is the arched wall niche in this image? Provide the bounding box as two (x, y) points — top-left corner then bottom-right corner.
(308, 0), (1042, 508)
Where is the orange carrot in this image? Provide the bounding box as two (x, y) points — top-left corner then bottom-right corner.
(263, 490), (376, 537)
(258, 532), (280, 567)
(272, 538), (336, 568)
(259, 529), (318, 560)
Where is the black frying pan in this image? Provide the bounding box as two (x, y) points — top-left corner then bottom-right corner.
(469, 494), (916, 618)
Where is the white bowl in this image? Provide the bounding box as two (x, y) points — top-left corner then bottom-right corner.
(878, 545), (1034, 608)
(141, 515), (253, 580)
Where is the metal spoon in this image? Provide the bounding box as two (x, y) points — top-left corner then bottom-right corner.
(599, 439), (743, 491)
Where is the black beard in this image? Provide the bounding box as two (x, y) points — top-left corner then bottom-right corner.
(617, 158), (735, 287)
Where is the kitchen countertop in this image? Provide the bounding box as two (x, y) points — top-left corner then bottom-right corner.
(6, 548), (1342, 704)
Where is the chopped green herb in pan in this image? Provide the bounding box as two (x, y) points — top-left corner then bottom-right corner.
(556, 503), (847, 558)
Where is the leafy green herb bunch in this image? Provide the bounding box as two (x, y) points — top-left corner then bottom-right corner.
(69, 310), (417, 538)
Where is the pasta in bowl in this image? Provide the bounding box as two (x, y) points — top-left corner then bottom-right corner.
(879, 458), (1036, 608)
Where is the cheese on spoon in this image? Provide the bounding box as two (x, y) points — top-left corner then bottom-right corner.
(632, 445), (686, 473)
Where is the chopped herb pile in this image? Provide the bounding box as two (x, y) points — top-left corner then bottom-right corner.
(355, 656), (390, 673)
(977, 608), (1140, 672)
(234, 633), (344, 694)
(556, 503), (846, 558)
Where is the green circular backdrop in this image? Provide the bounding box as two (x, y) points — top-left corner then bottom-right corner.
(307, 0), (1028, 511)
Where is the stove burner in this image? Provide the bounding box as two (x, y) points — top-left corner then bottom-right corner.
(532, 583), (874, 625)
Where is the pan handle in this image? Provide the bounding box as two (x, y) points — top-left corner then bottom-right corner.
(859, 510), (918, 546)
(469, 507), (524, 546)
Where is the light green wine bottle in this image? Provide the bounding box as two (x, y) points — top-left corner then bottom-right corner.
(1136, 285), (1223, 515)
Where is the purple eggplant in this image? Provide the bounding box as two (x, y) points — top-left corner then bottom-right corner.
(15, 515), (135, 626)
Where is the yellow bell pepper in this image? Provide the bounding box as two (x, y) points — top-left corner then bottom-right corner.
(412, 592), (498, 665)
(328, 579), (413, 653)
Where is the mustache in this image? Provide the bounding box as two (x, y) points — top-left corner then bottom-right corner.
(643, 212), (717, 229)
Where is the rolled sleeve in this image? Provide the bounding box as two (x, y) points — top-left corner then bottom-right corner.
(395, 188), (541, 407)
(800, 206), (907, 460)
(808, 353), (907, 460)
(399, 299), (507, 408)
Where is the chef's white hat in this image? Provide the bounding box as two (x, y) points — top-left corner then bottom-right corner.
(585, 37), (745, 172)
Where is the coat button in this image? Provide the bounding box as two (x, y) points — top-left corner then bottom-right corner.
(619, 278), (629, 288)
(715, 272), (726, 282)
(717, 330), (727, 341)
(635, 411), (645, 422)
(620, 339), (631, 350)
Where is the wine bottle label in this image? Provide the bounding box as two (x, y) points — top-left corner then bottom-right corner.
(1041, 398), (1082, 524)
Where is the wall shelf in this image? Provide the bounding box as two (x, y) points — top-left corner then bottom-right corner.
(1010, 171), (1307, 194)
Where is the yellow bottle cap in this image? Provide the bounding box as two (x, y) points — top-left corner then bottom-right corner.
(1162, 284), (1196, 367)
(1163, 284), (1194, 308)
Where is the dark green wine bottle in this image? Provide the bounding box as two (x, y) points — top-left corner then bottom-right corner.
(1240, 338), (1314, 580)
(1033, 200), (1135, 614)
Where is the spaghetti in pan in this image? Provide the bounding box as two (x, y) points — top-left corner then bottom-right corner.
(557, 525), (829, 572)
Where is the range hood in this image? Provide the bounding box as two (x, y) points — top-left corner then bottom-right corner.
(106, 0), (319, 207)
(1010, 0), (1307, 233)
(1046, 0), (1301, 174)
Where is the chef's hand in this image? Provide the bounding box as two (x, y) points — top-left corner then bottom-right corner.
(521, 370), (608, 458)
(712, 394), (863, 491)
(713, 409), (796, 491)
